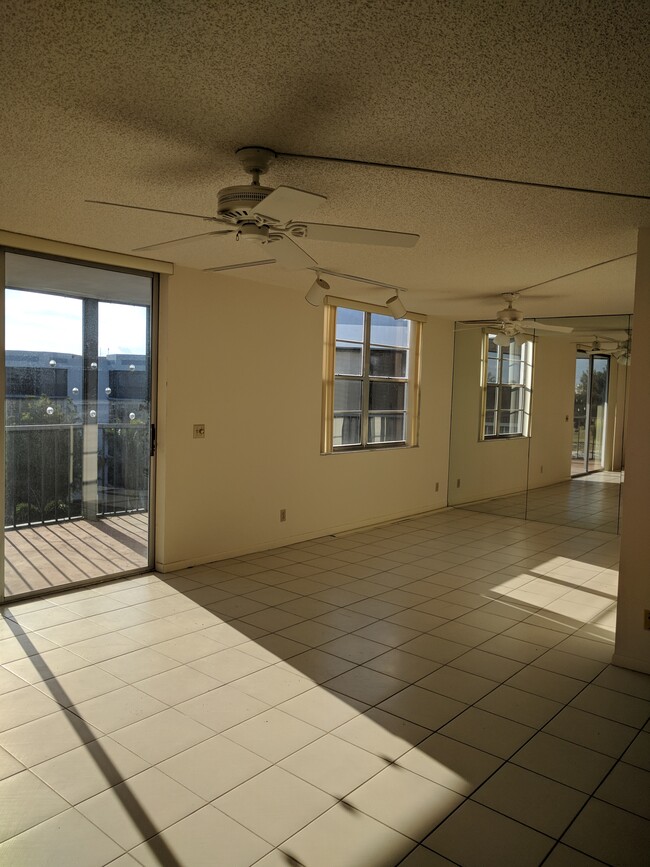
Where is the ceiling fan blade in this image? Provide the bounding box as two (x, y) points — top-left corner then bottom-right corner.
(132, 230), (234, 252)
(292, 222), (419, 248)
(251, 186), (326, 224)
(272, 235), (318, 270)
(86, 199), (230, 224)
(521, 320), (573, 333)
(204, 259), (276, 273)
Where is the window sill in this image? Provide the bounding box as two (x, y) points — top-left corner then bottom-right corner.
(480, 435), (530, 442)
(323, 443), (417, 455)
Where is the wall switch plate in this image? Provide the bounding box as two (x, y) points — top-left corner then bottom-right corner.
(193, 424), (205, 439)
(280, 509), (287, 522)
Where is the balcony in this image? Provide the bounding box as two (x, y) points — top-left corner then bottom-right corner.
(4, 423), (150, 598)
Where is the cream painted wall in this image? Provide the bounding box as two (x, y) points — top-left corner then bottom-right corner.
(448, 329), (575, 506)
(615, 228), (650, 674)
(155, 266), (453, 570)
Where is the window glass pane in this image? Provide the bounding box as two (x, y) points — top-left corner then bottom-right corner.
(486, 357), (498, 383)
(369, 381), (405, 412)
(368, 413), (405, 443)
(334, 379), (362, 412)
(484, 410), (496, 437)
(336, 308), (364, 342)
(370, 314), (409, 348)
(500, 386), (524, 412)
(328, 306), (418, 452)
(485, 385), (497, 411)
(335, 342), (363, 375)
(499, 409), (523, 435)
(501, 349), (523, 384)
(369, 347), (407, 377)
(333, 414), (361, 446)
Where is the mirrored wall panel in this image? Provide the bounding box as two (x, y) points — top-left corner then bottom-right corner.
(448, 314), (631, 533)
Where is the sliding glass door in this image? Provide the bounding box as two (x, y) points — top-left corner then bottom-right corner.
(572, 354), (610, 476)
(3, 251), (155, 599)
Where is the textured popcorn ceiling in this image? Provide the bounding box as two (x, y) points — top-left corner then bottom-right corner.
(1, 0), (649, 319)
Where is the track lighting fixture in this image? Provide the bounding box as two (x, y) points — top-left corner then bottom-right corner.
(386, 294), (407, 319)
(305, 275), (330, 306)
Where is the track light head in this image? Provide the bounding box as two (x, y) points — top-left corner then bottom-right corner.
(386, 294), (407, 319)
(305, 276), (330, 307)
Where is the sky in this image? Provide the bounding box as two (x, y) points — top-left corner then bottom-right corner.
(5, 290), (148, 356)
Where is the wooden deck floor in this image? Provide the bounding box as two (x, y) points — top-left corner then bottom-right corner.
(3, 512), (149, 598)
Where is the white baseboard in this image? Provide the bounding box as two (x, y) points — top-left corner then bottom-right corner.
(155, 504), (451, 573)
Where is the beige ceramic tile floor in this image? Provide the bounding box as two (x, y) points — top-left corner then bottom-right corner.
(0, 508), (649, 866)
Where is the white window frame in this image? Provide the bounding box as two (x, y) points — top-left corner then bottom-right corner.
(322, 297), (424, 453)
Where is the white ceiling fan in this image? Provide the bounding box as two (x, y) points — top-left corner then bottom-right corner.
(457, 293), (574, 340)
(87, 146), (419, 272)
(578, 336), (632, 364)
(579, 338), (618, 355)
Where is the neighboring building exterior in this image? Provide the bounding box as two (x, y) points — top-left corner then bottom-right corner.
(5, 350), (149, 527)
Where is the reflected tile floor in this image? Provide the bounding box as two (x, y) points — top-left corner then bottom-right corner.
(0, 508), (649, 866)
(463, 474), (622, 533)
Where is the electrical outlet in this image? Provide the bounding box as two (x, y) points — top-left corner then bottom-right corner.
(193, 424), (205, 439)
(435, 482), (439, 492)
(644, 609), (650, 630)
(456, 479), (461, 488)
(280, 509), (287, 522)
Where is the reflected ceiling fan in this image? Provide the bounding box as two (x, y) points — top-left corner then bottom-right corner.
(87, 146), (419, 271)
(457, 293), (574, 342)
(579, 338), (618, 354)
(578, 336), (632, 364)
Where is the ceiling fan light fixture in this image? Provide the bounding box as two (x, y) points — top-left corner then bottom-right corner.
(386, 294), (407, 319)
(237, 222), (270, 243)
(493, 332), (511, 347)
(514, 332), (533, 346)
(305, 276), (329, 306)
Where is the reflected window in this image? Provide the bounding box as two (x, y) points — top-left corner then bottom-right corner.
(482, 333), (533, 439)
(325, 305), (421, 451)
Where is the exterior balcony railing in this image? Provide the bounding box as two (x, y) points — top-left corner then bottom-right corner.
(5, 422), (149, 530)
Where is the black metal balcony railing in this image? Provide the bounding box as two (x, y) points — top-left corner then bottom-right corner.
(97, 423), (149, 517)
(5, 423), (149, 529)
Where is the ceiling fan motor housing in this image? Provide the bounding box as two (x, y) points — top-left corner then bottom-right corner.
(497, 306), (524, 322)
(237, 223), (270, 243)
(217, 184), (274, 220)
